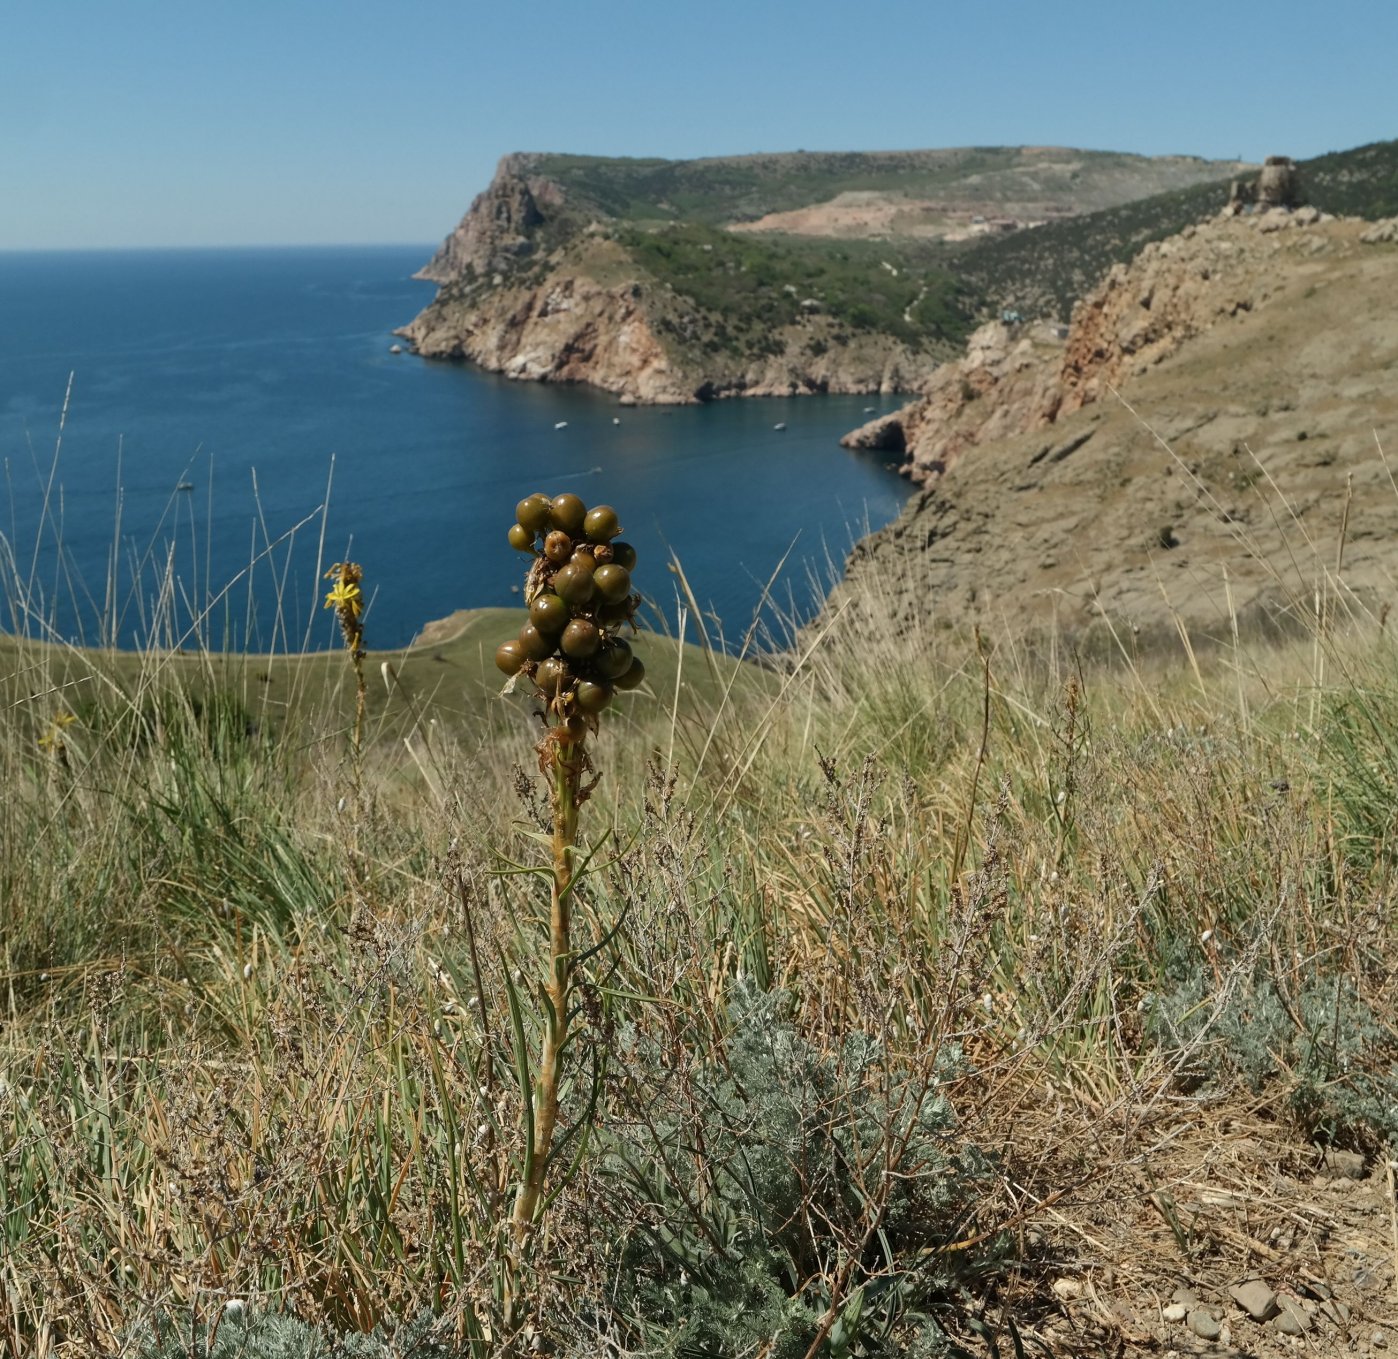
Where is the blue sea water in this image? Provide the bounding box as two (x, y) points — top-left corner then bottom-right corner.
(0, 246), (909, 651)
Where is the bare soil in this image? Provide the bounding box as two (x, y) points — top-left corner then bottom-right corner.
(989, 1098), (1398, 1358)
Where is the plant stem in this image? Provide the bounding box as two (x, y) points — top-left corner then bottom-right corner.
(506, 722), (583, 1320)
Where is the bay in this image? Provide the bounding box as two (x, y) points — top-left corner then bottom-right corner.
(0, 246), (909, 652)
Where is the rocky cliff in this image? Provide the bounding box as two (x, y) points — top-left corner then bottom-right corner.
(413, 154), (566, 284)
(827, 210), (1398, 642)
(841, 205), (1336, 483)
(400, 155), (945, 403)
(400, 147), (1249, 405)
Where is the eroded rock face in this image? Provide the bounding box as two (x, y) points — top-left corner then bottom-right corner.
(844, 209), (1339, 485)
(415, 155), (566, 284)
(401, 272), (693, 403)
(841, 320), (1062, 477)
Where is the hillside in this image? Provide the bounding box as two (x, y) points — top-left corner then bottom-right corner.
(957, 136), (1398, 319)
(399, 146), (1245, 403)
(827, 209), (1398, 646)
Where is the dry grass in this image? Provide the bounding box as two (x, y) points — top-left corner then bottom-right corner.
(1, 490), (1397, 1356)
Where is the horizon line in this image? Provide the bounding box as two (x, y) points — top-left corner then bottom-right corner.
(0, 240), (439, 256)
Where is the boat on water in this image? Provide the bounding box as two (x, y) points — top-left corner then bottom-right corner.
(773, 422), (787, 432)
(554, 421), (569, 430)
(177, 481), (194, 491)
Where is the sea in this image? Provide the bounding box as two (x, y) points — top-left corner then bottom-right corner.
(0, 245), (910, 652)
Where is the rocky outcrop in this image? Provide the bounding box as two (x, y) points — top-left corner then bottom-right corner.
(401, 269), (694, 403)
(826, 212), (1395, 644)
(402, 156), (931, 403)
(1361, 216), (1398, 244)
(1227, 155), (1304, 214)
(841, 320), (1063, 477)
(415, 155), (567, 284)
(843, 207), (1339, 484)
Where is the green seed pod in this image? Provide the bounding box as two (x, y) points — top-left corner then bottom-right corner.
(583, 505), (620, 542)
(596, 636), (633, 679)
(516, 493), (553, 534)
(610, 541), (638, 571)
(593, 564), (632, 604)
(597, 600), (632, 626)
(553, 562), (596, 605)
(495, 640), (526, 675)
(518, 622), (555, 662)
(544, 530), (573, 564)
(529, 592), (569, 634)
(534, 656), (570, 696)
(550, 494), (587, 535)
(613, 657), (646, 691)
(567, 549), (597, 578)
(574, 679), (613, 714)
(560, 618), (601, 659)
(507, 523), (534, 552)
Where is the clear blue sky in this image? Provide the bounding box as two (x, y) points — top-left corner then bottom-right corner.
(3, 0), (1393, 250)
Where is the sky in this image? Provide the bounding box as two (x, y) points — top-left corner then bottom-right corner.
(3, 0), (1394, 250)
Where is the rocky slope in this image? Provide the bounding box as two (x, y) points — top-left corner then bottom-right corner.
(400, 148), (1245, 404)
(827, 212), (1398, 643)
(842, 205), (1338, 482)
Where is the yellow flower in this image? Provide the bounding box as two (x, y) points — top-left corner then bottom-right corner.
(38, 711), (76, 752)
(324, 580), (362, 616)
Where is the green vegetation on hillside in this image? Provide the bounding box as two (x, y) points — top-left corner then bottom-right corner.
(951, 177), (1234, 318)
(530, 146), (1240, 225)
(953, 137), (1398, 319)
(617, 221), (973, 358)
(1304, 137), (1398, 218)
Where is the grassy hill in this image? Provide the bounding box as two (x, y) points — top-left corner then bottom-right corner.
(528, 145), (1245, 225)
(534, 146), (1247, 357)
(954, 136), (1398, 319)
(614, 221), (974, 359)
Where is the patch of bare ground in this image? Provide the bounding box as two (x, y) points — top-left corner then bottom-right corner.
(971, 1096), (1398, 1358)
(728, 190), (1076, 240)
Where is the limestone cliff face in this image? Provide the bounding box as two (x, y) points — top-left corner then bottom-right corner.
(401, 270), (694, 403)
(414, 155), (566, 284)
(401, 157), (934, 403)
(840, 320), (1063, 477)
(841, 206), (1335, 483)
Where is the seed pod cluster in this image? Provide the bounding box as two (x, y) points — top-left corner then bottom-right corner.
(494, 492), (645, 718)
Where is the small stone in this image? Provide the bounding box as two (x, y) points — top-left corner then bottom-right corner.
(1372, 1329), (1388, 1348)
(1230, 1279), (1281, 1322)
(1051, 1277), (1083, 1301)
(1189, 1309), (1222, 1341)
(1321, 1299), (1352, 1325)
(1171, 1286), (1200, 1305)
(1320, 1147), (1367, 1179)
(1272, 1298), (1311, 1336)
(1163, 1303), (1190, 1323)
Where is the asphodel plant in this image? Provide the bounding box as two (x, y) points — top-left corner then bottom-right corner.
(324, 560), (368, 759)
(493, 492), (644, 1328)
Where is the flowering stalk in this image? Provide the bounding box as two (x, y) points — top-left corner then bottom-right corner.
(324, 561), (367, 760)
